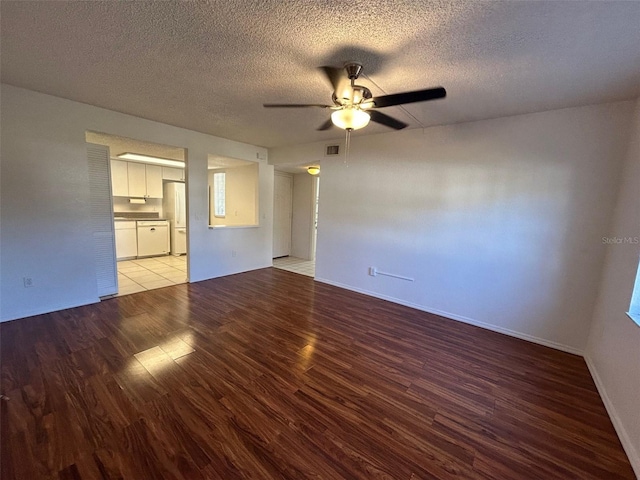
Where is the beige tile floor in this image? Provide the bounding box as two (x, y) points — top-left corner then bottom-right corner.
(117, 255), (187, 296)
(272, 256), (315, 278)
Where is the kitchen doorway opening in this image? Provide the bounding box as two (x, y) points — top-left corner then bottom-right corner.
(85, 131), (189, 297)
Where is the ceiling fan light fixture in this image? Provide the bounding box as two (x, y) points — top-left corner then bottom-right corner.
(331, 108), (370, 130)
(307, 166), (320, 175)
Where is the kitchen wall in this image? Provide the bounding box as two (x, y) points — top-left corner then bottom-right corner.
(113, 197), (163, 217)
(270, 100), (635, 354)
(0, 84), (272, 322)
(291, 172), (316, 260)
(585, 97), (640, 477)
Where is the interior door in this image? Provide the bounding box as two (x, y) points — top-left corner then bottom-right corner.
(273, 172), (293, 258)
(87, 143), (118, 297)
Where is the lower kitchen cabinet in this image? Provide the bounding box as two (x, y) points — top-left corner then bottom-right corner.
(114, 221), (137, 259)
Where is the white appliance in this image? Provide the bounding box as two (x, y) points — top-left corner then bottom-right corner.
(137, 220), (169, 257)
(163, 182), (187, 255)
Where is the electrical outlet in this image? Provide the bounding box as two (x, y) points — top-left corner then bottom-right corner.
(23, 277), (34, 287)
(368, 267), (377, 277)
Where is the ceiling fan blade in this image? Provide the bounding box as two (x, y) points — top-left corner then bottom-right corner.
(369, 110), (408, 130)
(317, 118), (334, 131)
(264, 103), (333, 108)
(372, 87), (446, 108)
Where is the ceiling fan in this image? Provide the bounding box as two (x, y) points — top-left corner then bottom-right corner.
(264, 63), (446, 131)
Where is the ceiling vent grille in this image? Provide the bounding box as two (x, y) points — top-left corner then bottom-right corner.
(325, 145), (340, 156)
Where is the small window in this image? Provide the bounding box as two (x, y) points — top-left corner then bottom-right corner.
(628, 258), (640, 327)
(213, 172), (226, 217)
(208, 157), (258, 227)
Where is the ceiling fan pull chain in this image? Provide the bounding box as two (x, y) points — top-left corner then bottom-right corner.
(344, 128), (351, 167)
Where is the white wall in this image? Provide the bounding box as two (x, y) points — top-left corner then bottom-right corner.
(270, 101), (635, 353)
(0, 84), (272, 322)
(585, 98), (640, 477)
(209, 164), (258, 226)
(291, 173), (315, 260)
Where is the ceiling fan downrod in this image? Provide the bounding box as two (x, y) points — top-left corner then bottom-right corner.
(344, 62), (363, 85)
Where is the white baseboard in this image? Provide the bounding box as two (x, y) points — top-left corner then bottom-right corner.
(314, 277), (583, 356)
(0, 296), (100, 323)
(585, 356), (640, 479)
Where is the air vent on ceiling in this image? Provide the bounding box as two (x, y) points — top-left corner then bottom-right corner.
(325, 145), (340, 156)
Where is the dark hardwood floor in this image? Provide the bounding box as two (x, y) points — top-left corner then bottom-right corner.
(0, 268), (634, 479)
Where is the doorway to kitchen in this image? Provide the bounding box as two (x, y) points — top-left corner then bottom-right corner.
(86, 131), (189, 296)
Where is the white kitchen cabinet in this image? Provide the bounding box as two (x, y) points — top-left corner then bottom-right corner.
(114, 221), (137, 259)
(125, 162), (163, 198)
(110, 159), (129, 196)
(127, 162), (147, 197)
(145, 164), (163, 198)
(162, 167), (185, 181)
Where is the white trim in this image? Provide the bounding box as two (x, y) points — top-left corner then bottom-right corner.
(584, 355), (640, 478)
(309, 176), (319, 261)
(0, 296), (100, 323)
(313, 277), (584, 356)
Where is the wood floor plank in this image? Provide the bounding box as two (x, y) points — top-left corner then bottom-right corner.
(0, 267), (635, 479)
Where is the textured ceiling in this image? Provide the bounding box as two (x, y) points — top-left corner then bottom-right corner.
(3, 1), (640, 148)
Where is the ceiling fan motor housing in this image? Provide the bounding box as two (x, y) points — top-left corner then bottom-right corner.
(344, 62), (363, 80)
(333, 85), (373, 106)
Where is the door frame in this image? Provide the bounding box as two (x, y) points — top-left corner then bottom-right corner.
(273, 171), (293, 258)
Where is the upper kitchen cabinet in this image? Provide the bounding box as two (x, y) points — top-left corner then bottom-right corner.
(144, 164), (163, 198)
(162, 166), (185, 182)
(111, 159), (129, 196)
(111, 160), (164, 198)
(127, 162), (146, 197)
